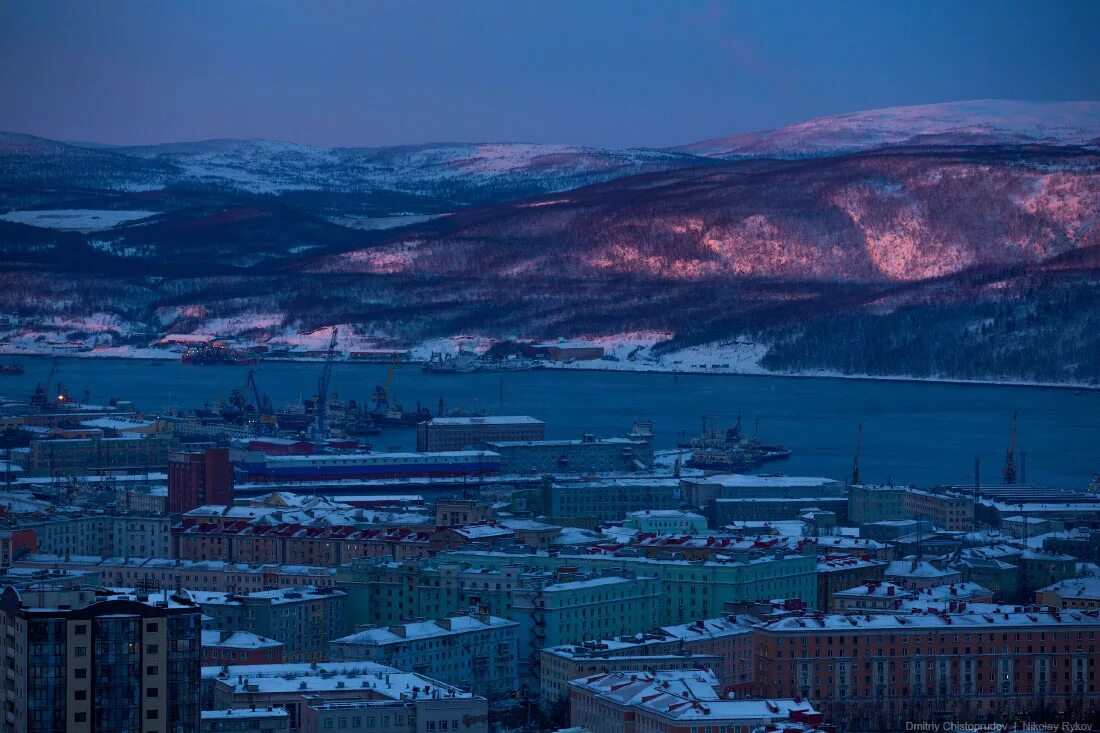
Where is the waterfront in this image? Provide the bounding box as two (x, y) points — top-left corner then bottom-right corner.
(1, 355), (1096, 489)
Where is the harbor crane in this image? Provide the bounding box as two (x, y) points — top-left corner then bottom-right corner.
(372, 353), (400, 412)
(1002, 410), (1018, 484)
(312, 328), (339, 439)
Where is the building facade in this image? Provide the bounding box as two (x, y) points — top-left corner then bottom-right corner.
(0, 585), (202, 733)
(753, 608), (1100, 731)
(329, 613), (518, 698)
(169, 448), (234, 514)
(415, 416), (544, 452)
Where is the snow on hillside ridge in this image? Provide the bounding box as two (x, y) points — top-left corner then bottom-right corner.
(116, 139), (699, 194)
(679, 100), (1100, 158)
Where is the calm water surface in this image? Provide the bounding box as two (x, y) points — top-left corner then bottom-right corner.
(1, 356), (1096, 489)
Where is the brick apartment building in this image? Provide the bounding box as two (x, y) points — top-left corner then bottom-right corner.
(168, 447), (233, 513)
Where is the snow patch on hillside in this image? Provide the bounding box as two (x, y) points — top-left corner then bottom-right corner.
(1, 209), (158, 230)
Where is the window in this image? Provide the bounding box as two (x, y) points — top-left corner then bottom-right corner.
(75, 646), (87, 657)
(146, 710), (159, 720)
(145, 622), (158, 633)
(74, 713), (87, 723)
(75, 668), (87, 679)
(146, 688), (158, 698)
(75, 690), (86, 701)
(146, 666), (159, 675)
(146, 644), (159, 654)
(75, 624), (87, 635)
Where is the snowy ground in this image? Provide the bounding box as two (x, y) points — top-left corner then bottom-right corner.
(0, 209), (158, 230)
(1, 324), (1096, 390)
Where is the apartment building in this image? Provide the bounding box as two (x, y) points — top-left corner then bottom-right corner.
(207, 663), (487, 733)
(539, 614), (755, 710)
(20, 514), (173, 558)
(190, 586), (348, 662)
(1036, 577), (1100, 609)
(512, 574), (661, 649)
(569, 669), (821, 733)
(168, 448), (233, 514)
(0, 585), (202, 733)
(847, 484), (907, 524)
(14, 553), (337, 593)
(24, 433), (176, 474)
(542, 477), (681, 522)
(831, 580), (994, 612)
(336, 560), (548, 628)
(622, 509), (707, 534)
(753, 608), (1100, 731)
(903, 488), (975, 531)
(201, 708), (289, 733)
(442, 547), (821, 621)
(329, 613), (518, 697)
(815, 556), (888, 610)
(201, 629), (285, 665)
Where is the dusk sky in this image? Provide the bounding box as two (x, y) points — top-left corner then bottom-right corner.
(2, 0), (1099, 148)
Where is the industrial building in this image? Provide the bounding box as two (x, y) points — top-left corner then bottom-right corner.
(415, 415), (545, 452)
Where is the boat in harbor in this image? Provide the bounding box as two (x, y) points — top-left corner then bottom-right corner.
(683, 415), (791, 472)
(0, 362), (24, 376)
(422, 351), (481, 374)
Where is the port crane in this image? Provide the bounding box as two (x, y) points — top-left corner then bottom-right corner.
(372, 353), (400, 412)
(311, 328), (339, 439)
(30, 358), (60, 410)
(1002, 410), (1018, 484)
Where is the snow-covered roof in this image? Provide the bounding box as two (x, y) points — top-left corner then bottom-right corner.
(766, 608), (1100, 632)
(1037, 576), (1100, 600)
(686, 474), (838, 488)
(201, 629), (283, 649)
(79, 417), (157, 431)
(331, 615), (516, 646)
(626, 510), (704, 520)
(543, 575), (639, 592)
(427, 415), (543, 425)
(201, 709), (289, 720)
(885, 560), (961, 579)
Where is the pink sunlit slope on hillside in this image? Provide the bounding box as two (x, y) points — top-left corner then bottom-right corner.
(679, 100), (1100, 158)
(307, 148), (1100, 284)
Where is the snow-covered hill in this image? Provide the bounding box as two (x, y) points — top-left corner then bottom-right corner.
(115, 139), (705, 198)
(677, 100), (1100, 158)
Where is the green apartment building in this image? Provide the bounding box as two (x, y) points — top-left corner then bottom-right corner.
(440, 548), (819, 622)
(542, 478), (681, 522)
(847, 484), (907, 524)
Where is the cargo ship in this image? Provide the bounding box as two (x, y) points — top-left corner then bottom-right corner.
(683, 415), (791, 472)
(236, 449), (501, 482)
(181, 344), (258, 366)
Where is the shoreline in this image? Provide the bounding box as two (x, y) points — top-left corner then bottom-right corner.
(2, 347), (1097, 393)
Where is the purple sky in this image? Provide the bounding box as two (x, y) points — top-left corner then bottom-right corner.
(2, 0), (1099, 148)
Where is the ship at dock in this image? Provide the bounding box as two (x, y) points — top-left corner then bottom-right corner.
(422, 351), (481, 374)
(682, 415), (791, 472)
(181, 343), (258, 366)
